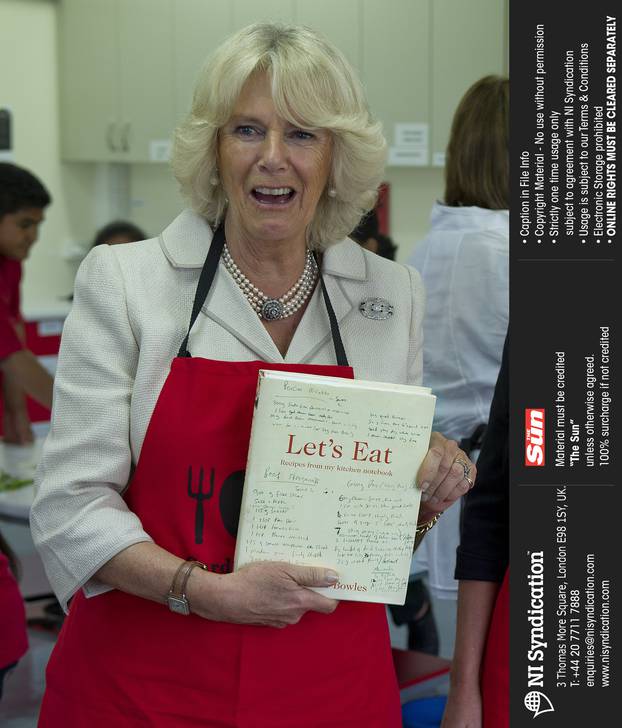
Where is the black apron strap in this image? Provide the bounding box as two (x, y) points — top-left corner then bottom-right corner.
(177, 224), (226, 357)
(178, 225), (349, 368)
(315, 253), (349, 367)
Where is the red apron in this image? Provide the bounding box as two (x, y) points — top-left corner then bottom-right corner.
(481, 569), (509, 728)
(39, 225), (401, 728)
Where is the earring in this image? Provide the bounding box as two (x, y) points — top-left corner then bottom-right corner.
(210, 171), (219, 186)
(327, 188), (337, 198)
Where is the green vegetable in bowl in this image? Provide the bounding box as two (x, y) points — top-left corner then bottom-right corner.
(0, 470), (34, 492)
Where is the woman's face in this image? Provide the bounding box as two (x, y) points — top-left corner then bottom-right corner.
(218, 73), (332, 247)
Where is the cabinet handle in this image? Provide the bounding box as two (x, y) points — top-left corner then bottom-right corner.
(121, 122), (131, 152)
(106, 122), (118, 152)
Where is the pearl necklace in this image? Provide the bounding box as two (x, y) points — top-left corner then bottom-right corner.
(222, 243), (318, 321)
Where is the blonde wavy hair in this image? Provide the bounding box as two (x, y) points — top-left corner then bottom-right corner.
(171, 23), (387, 249)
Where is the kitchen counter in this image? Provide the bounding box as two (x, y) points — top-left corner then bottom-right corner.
(0, 439), (43, 523)
(22, 298), (72, 322)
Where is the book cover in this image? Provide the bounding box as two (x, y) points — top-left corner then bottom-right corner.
(234, 370), (436, 605)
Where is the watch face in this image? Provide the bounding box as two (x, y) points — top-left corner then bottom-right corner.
(167, 595), (190, 615)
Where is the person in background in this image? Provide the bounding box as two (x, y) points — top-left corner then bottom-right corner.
(408, 75), (509, 606)
(350, 208), (397, 260)
(0, 530), (28, 701)
(92, 220), (147, 248)
(0, 163), (54, 443)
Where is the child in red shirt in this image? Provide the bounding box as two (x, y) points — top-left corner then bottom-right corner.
(0, 164), (54, 699)
(0, 163), (54, 443)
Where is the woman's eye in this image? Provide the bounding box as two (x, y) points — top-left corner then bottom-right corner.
(235, 126), (258, 137)
(292, 129), (314, 141)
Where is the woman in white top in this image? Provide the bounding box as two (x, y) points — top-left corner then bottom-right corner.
(409, 76), (509, 604)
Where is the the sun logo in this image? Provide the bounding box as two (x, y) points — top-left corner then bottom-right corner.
(525, 409), (545, 466)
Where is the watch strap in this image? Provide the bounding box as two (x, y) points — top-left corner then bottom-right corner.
(169, 559), (207, 601)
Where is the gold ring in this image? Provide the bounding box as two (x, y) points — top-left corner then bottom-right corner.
(465, 475), (475, 489)
(454, 456), (471, 480)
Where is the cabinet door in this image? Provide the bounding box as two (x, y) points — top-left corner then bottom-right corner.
(430, 0), (506, 163)
(118, 0), (175, 162)
(59, 0), (120, 161)
(361, 0), (430, 158)
(174, 0), (233, 124)
(232, 0), (295, 31)
(295, 0), (361, 72)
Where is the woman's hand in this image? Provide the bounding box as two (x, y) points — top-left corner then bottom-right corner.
(416, 431), (476, 524)
(191, 561), (339, 628)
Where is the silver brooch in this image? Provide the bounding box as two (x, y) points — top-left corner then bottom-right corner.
(262, 299), (284, 320)
(359, 297), (394, 320)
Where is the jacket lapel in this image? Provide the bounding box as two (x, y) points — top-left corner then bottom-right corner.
(285, 239), (367, 364)
(201, 266), (283, 362)
(160, 210), (368, 364)
(159, 210), (281, 361)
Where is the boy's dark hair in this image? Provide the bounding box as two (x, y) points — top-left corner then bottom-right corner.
(92, 220), (147, 247)
(0, 162), (51, 218)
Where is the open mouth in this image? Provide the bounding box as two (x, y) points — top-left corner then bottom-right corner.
(251, 186), (296, 205)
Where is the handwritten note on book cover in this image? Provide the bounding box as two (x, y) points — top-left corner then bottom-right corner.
(234, 371), (436, 605)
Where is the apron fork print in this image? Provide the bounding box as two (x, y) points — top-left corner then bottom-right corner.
(187, 466), (215, 544)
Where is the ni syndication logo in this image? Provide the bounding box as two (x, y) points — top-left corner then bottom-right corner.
(525, 551), (555, 718)
(525, 408), (545, 466)
(524, 691), (555, 718)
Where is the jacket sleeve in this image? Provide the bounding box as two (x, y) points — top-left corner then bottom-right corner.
(31, 245), (153, 611)
(455, 334), (509, 582)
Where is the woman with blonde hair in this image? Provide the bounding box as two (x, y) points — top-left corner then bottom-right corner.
(32, 23), (476, 727)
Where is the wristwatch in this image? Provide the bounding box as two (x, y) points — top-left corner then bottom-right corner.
(167, 559), (208, 615)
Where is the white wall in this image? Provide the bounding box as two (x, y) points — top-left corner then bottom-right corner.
(0, 0), (98, 311)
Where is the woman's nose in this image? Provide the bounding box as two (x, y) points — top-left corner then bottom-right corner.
(258, 132), (287, 172)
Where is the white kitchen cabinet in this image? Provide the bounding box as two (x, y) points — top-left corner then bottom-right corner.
(430, 0), (507, 163)
(174, 0), (233, 123)
(59, 0), (174, 162)
(362, 0), (430, 157)
(296, 0), (361, 72)
(117, 0), (175, 162)
(59, 0), (120, 161)
(232, 0), (295, 30)
(59, 0), (507, 166)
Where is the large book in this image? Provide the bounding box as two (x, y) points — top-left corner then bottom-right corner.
(234, 370), (436, 605)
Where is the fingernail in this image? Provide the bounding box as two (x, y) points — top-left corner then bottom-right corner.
(419, 481), (430, 492)
(325, 570), (339, 584)
(429, 496), (439, 506)
(421, 492), (429, 502)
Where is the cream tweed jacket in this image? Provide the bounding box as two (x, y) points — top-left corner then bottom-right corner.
(31, 209), (425, 610)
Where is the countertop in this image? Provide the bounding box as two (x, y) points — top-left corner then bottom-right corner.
(22, 298), (72, 322)
(0, 438), (43, 523)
